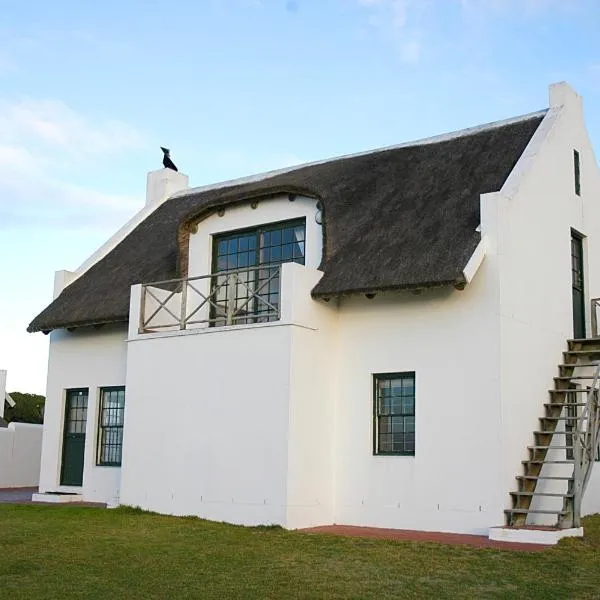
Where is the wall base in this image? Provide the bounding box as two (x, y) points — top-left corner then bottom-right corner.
(32, 492), (84, 504)
(489, 526), (584, 545)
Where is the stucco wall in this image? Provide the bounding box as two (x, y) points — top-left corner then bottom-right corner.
(122, 263), (335, 528)
(39, 325), (127, 505)
(0, 423), (43, 488)
(333, 257), (503, 535)
(490, 85), (600, 523)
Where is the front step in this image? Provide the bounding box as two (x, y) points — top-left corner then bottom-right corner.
(523, 460), (573, 465)
(517, 475), (572, 481)
(489, 526), (583, 545)
(505, 508), (567, 516)
(510, 491), (573, 498)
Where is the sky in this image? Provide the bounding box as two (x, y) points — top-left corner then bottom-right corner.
(0, 0), (599, 394)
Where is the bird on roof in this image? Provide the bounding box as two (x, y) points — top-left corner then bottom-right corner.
(161, 147), (178, 172)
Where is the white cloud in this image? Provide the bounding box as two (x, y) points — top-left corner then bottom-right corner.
(358, 0), (426, 64)
(0, 98), (144, 231)
(0, 99), (144, 155)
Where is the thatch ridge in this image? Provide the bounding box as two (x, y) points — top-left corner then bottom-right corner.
(28, 112), (545, 333)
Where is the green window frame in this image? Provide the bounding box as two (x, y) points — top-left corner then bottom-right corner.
(574, 149), (581, 196)
(210, 218), (306, 326)
(373, 372), (415, 456)
(97, 387), (125, 466)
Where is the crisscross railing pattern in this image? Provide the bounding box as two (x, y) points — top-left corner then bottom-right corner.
(139, 265), (281, 333)
(571, 361), (600, 527)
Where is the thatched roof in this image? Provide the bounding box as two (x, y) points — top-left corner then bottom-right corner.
(28, 111), (545, 333)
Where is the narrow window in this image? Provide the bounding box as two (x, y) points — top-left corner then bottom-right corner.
(373, 372), (415, 456)
(97, 387), (125, 466)
(574, 150), (581, 196)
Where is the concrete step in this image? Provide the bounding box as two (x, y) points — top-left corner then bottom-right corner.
(505, 508), (567, 516)
(517, 475), (572, 481)
(523, 459), (574, 465)
(511, 491), (572, 498)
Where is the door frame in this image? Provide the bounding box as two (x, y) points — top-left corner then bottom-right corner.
(59, 388), (89, 487)
(571, 229), (586, 340)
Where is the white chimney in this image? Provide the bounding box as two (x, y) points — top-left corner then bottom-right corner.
(146, 168), (189, 207)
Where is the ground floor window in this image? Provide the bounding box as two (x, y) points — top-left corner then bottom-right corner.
(373, 372), (415, 456)
(97, 387), (125, 466)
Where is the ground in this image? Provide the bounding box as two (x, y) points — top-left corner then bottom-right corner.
(1, 505), (600, 599)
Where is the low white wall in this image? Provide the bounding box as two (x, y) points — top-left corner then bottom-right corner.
(39, 325), (127, 505)
(0, 423), (43, 488)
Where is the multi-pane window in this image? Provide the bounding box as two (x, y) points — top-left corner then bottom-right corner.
(211, 219), (306, 326)
(65, 389), (88, 434)
(373, 373), (415, 456)
(574, 149), (581, 196)
(97, 387), (125, 466)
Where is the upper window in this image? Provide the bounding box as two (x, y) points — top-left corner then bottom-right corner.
(210, 219), (306, 326)
(574, 149), (581, 196)
(97, 387), (125, 466)
(373, 372), (415, 456)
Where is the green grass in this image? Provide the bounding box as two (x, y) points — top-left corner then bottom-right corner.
(1, 506), (600, 600)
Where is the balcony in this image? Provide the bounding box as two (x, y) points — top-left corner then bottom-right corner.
(138, 265), (283, 334)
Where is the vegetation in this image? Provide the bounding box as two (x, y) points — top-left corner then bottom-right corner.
(4, 392), (45, 424)
(1, 505), (600, 599)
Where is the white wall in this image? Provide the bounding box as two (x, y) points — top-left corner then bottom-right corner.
(123, 263), (337, 528)
(188, 194), (323, 277)
(490, 84), (600, 523)
(333, 257), (503, 535)
(0, 423), (43, 488)
(39, 325), (128, 504)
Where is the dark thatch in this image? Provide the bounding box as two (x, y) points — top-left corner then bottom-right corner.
(28, 112), (545, 333)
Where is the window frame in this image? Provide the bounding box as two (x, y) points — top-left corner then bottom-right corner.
(96, 386), (126, 467)
(574, 149), (581, 196)
(210, 218), (306, 326)
(373, 372), (416, 457)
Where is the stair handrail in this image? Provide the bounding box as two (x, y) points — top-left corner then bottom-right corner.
(572, 360), (600, 527)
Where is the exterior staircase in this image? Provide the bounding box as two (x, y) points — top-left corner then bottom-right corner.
(505, 338), (600, 530)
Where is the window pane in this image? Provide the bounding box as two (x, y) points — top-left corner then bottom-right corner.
(375, 373), (415, 455)
(98, 388), (125, 466)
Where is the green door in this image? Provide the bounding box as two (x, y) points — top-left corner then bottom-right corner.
(571, 232), (586, 340)
(60, 389), (88, 486)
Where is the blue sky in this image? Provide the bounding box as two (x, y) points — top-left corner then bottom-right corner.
(0, 0), (599, 393)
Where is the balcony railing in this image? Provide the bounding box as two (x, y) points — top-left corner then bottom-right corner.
(592, 298), (600, 338)
(139, 265), (281, 333)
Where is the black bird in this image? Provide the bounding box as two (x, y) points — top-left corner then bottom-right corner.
(161, 147), (178, 172)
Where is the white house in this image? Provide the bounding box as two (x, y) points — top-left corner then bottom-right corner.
(28, 82), (600, 544)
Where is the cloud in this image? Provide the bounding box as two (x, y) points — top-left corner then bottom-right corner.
(358, 0), (426, 64)
(0, 98), (144, 231)
(0, 99), (144, 155)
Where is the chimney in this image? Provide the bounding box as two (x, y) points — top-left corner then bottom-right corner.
(146, 168), (189, 207)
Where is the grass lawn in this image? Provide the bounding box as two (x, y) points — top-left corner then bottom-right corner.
(1, 506), (600, 599)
